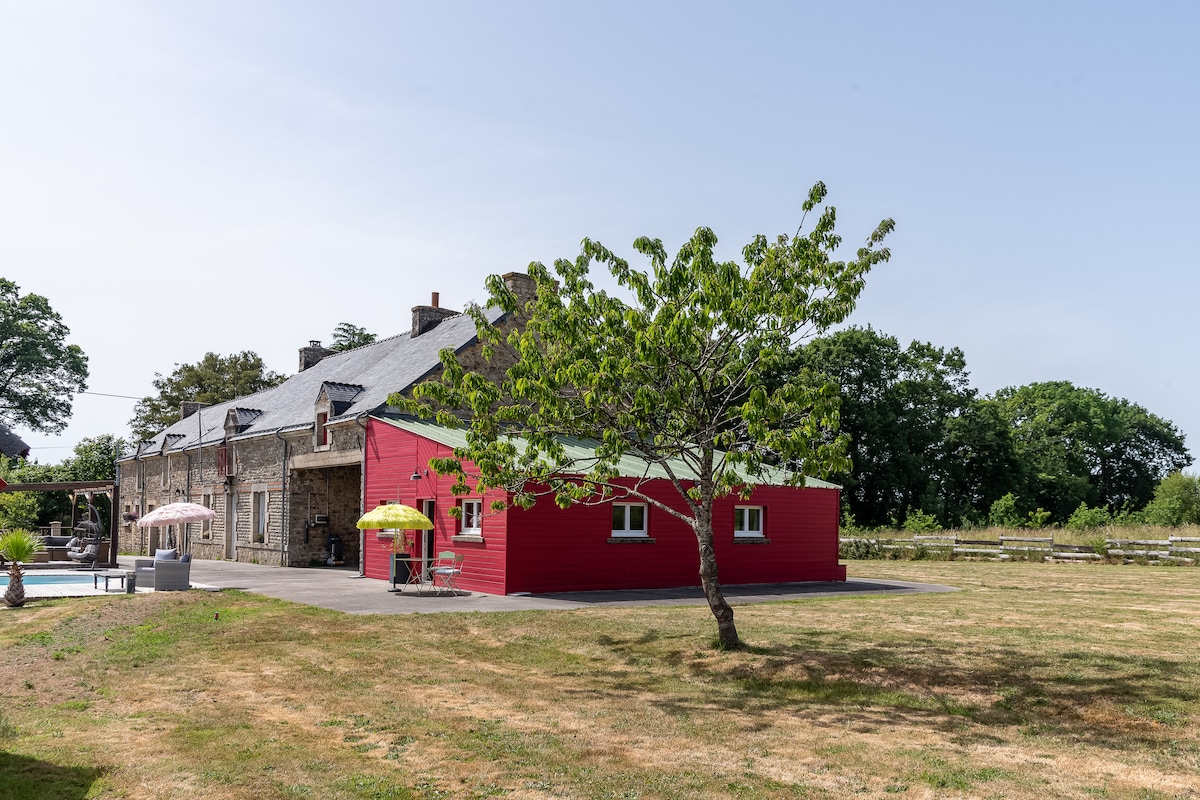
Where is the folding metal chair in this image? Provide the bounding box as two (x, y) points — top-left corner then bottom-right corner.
(430, 551), (464, 595)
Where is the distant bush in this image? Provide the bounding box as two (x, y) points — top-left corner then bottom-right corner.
(839, 538), (884, 559)
(1066, 502), (1111, 530)
(902, 508), (941, 533)
(989, 493), (1023, 528)
(1026, 508), (1052, 528)
(1141, 472), (1200, 527)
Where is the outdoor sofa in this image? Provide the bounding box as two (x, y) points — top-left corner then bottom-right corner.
(134, 549), (193, 591)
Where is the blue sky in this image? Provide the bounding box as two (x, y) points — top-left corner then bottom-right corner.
(2, 1), (1198, 463)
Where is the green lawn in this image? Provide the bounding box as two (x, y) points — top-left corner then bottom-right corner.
(1, 561), (1197, 799)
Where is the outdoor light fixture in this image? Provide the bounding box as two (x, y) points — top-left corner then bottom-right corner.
(410, 467), (427, 481)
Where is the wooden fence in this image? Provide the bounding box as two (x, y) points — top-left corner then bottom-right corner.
(839, 534), (1199, 564)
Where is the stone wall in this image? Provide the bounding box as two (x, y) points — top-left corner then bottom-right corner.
(287, 464), (362, 566)
(114, 310), (519, 568)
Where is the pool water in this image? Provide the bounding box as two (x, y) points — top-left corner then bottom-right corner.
(0, 574), (94, 587)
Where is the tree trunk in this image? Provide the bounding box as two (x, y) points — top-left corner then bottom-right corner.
(4, 562), (25, 608)
(693, 510), (739, 649)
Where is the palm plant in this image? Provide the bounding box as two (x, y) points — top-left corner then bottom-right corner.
(0, 529), (44, 607)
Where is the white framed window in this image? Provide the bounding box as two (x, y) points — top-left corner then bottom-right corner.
(461, 499), (482, 533)
(376, 500), (400, 540)
(252, 491), (267, 543)
(611, 503), (647, 537)
(734, 506), (764, 537)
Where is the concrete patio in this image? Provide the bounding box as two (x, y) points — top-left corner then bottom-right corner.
(105, 556), (959, 614)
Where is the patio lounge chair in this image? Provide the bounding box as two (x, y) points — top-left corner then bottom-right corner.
(67, 542), (100, 569)
(134, 551), (192, 591)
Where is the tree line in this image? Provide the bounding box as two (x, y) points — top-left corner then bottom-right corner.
(782, 326), (1192, 529)
(0, 435), (127, 530)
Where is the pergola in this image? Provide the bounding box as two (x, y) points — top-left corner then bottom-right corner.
(0, 477), (120, 567)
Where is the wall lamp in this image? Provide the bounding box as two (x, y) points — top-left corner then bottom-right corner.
(410, 467), (428, 481)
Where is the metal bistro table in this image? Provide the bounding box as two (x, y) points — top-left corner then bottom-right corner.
(389, 553), (432, 594)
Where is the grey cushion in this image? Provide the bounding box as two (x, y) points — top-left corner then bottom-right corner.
(179, 553), (192, 563)
(154, 548), (178, 561)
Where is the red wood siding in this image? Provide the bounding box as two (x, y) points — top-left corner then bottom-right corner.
(364, 420), (845, 595)
(362, 421), (508, 594)
(504, 482), (844, 593)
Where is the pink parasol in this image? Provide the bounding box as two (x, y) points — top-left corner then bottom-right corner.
(137, 502), (216, 528)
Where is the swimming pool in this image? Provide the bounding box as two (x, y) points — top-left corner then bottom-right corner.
(0, 574), (96, 587)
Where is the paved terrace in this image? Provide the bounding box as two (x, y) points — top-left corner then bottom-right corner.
(102, 557), (959, 614)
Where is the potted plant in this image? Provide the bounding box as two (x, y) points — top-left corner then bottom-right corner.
(385, 530), (417, 588)
(1, 529), (45, 607)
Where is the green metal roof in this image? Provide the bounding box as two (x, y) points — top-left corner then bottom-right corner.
(374, 416), (839, 489)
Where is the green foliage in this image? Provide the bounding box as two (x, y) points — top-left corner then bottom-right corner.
(0, 529), (41, 563)
(62, 434), (126, 481)
(901, 508), (941, 533)
(839, 509), (872, 535)
(1140, 472), (1200, 527)
(401, 183), (894, 648)
(1087, 533), (1110, 557)
(0, 490), (39, 530)
(0, 435), (126, 527)
(838, 538), (883, 559)
(330, 323), (377, 352)
(782, 327), (1020, 529)
(0, 278), (89, 433)
(989, 493), (1023, 529)
(986, 381), (1191, 522)
(129, 352), (286, 440)
(1026, 508), (1052, 528)
(1065, 502), (1111, 530)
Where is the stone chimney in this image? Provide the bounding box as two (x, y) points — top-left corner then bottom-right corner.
(502, 272), (538, 308)
(299, 340), (335, 372)
(411, 292), (458, 338)
(180, 401), (210, 420)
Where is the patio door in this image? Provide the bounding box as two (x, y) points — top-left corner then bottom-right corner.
(420, 500), (435, 581)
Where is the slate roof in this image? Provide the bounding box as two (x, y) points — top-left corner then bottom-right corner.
(375, 416), (840, 489)
(319, 382), (365, 416)
(127, 309), (506, 457)
(0, 423), (30, 460)
(227, 408), (264, 430)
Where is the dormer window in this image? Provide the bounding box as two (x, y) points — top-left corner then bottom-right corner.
(224, 407), (264, 437)
(313, 381), (363, 451)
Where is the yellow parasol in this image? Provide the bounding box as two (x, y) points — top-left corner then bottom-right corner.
(355, 503), (433, 530)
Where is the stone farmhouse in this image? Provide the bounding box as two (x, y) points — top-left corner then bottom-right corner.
(115, 275), (533, 567)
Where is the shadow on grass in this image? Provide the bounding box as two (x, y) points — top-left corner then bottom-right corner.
(0, 751), (104, 800)
(585, 629), (1195, 752)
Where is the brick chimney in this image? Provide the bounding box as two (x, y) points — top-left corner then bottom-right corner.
(502, 272), (537, 308)
(411, 292), (458, 338)
(299, 340), (335, 372)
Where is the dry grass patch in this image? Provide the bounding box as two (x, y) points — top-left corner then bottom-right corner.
(1, 562), (1198, 799)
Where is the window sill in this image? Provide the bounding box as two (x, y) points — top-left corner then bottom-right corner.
(733, 537), (771, 544)
(451, 534), (484, 544)
(607, 536), (656, 544)
(314, 444), (331, 453)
